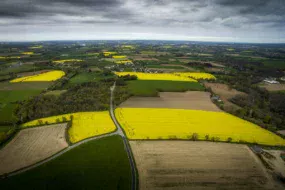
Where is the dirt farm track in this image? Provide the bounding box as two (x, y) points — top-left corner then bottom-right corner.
(0, 124), (68, 175)
(130, 141), (279, 190)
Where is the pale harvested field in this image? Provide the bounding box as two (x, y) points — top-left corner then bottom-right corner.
(131, 141), (276, 190)
(119, 91), (221, 112)
(260, 83), (285, 91)
(0, 124), (68, 175)
(204, 83), (246, 111)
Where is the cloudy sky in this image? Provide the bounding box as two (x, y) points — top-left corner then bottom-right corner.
(0, 0), (285, 43)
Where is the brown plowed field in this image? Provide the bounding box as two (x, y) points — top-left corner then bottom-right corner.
(130, 141), (276, 190)
(119, 91), (221, 112)
(0, 123), (68, 175)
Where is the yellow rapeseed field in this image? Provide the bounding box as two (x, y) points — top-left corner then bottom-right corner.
(121, 45), (135, 49)
(103, 51), (117, 56)
(113, 55), (127, 59)
(0, 56), (21, 59)
(52, 59), (83, 64)
(175, 72), (216, 80)
(22, 111), (116, 143)
(29, 45), (43, 49)
(10, 70), (65, 82)
(115, 72), (198, 82)
(115, 60), (133, 64)
(22, 52), (34, 55)
(115, 108), (285, 146)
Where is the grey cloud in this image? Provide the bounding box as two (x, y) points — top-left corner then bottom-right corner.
(0, 0), (284, 42)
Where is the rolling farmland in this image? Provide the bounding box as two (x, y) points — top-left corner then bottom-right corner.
(0, 40), (284, 190)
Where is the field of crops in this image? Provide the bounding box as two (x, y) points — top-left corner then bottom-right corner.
(21, 52), (34, 55)
(10, 70), (65, 82)
(127, 80), (204, 96)
(115, 72), (198, 82)
(115, 108), (285, 146)
(52, 59), (83, 64)
(0, 136), (132, 190)
(115, 60), (133, 64)
(113, 55), (127, 59)
(175, 72), (216, 80)
(103, 51), (117, 56)
(22, 111), (116, 143)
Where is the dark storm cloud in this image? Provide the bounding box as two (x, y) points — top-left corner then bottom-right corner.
(215, 0), (285, 16)
(0, 0), (122, 18)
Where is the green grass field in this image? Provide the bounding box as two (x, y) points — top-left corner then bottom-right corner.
(0, 103), (17, 124)
(127, 80), (205, 96)
(0, 125), (12, 133)
(0, 81), (51, 90)
(0, 65), (37, 76)
(68, 72), (105, 85)
(262, 59), (285, 69)
(44, 90), (67, 96)
(0, 90), (42, 103)
(0, 135), (132, 190)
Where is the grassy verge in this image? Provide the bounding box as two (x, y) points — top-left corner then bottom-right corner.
(0, 135), (132, 190)
(127, 80), (205, 96)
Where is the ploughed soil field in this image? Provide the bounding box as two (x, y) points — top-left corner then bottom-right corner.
(119, 91), (221, 112)
(259, 83), (285, 91)
(130, 141), (278, 190)
(0, 123), (68, 175)
(204, 82), (246, 111)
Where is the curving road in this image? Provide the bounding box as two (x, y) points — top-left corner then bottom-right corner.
(110, 82), (137, 190)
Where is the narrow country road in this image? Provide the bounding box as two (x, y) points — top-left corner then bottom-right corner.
(110, 82), (137, 190)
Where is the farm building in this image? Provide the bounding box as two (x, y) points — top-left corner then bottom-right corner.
(263, 78), (280, 84)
